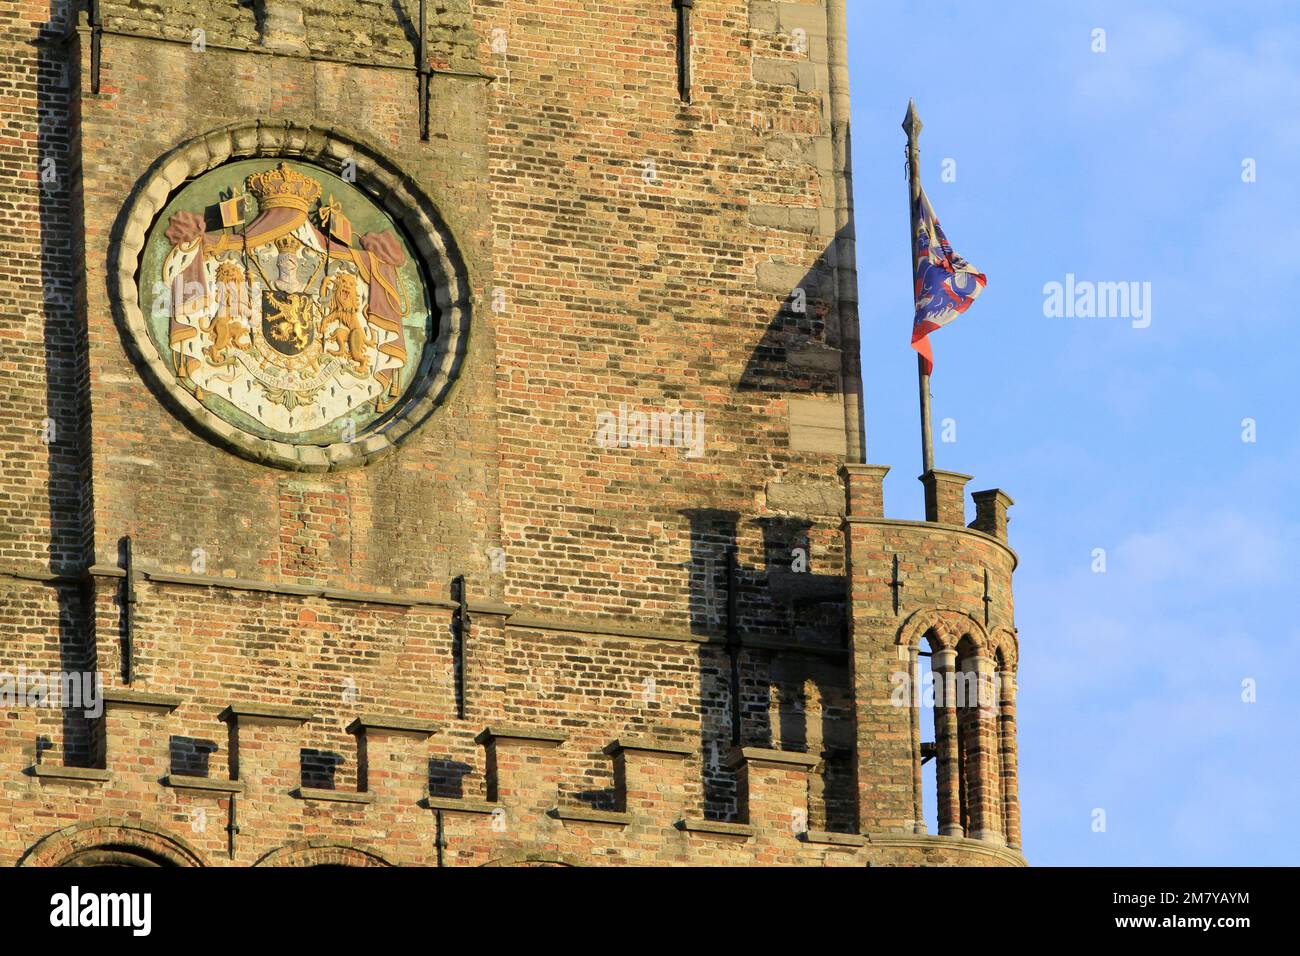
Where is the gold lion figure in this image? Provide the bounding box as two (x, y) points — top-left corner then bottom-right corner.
(202, 262), (252, 364)
(322, 271), (374, 375)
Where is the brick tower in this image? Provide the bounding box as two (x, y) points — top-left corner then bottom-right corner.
(0, 0), (1022, 866)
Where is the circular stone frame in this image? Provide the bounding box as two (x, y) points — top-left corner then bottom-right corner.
(111, 121), (471, 472)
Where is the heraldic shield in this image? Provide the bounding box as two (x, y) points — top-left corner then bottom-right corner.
(261, 290), (318, 357)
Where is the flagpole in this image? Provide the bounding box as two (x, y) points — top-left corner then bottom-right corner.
(903, 99), (934, 474)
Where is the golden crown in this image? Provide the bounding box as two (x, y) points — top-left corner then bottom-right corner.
(275, 234), (302, 253)
(245, 163), (322, 212)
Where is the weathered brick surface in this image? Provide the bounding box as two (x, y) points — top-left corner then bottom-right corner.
(0, 0), (1023, 866)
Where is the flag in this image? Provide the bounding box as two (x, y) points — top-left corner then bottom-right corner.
(911, 187), (986, 375)
(217, 196), (245, 228)
(319, 194), (353, 246)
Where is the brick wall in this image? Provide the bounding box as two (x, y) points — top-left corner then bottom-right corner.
(0, 0), (1023, 866)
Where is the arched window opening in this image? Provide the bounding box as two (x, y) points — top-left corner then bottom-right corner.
(60, 845), (178, 867)
(914, 633), (938, 835)
(956, 635), (1002, 844)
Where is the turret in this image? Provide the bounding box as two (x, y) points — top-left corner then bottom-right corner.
(842, 463), (1022, 859)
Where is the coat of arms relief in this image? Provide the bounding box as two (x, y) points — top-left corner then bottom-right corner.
(141, 160), (432, 443)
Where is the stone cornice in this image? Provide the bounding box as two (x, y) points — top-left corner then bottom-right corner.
(102, 687), (183, 712)
(292, 788), (374, 805)
(725, 747), (820, 771)
(800, 830), (866, 847)
(474, 725), (567, 747)
(220, 702), (316, 726)
(866, 832), (1028, 867)
(602, 737), (695, 758)
(843, 516), (1019, 570)
(346, 716), (440, 738)
(30, 765), (111, 784)
(163, 775), (244, 794)
(421, 796), (499, 815)
(0, 561), (516, 615)
(505, 612), (847, 657)
(675, 818), (754, 838)
(0, 564), (844, 654)
(548, 807), (632, 826)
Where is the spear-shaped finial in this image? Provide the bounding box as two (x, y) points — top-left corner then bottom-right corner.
(902, 98), (923, 141)
(902, 99), (923, 200)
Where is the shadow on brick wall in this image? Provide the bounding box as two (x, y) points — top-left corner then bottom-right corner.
(681, 509), (850, 826)
(169, 736), (219, 777)
(737, 238), (850, 398)
(301, 748), (343, 790)
(427, 757), (473, 799)
(39, 1), (98, 768)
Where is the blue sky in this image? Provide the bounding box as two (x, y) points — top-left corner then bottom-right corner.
(846, 1), (1299, 865)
